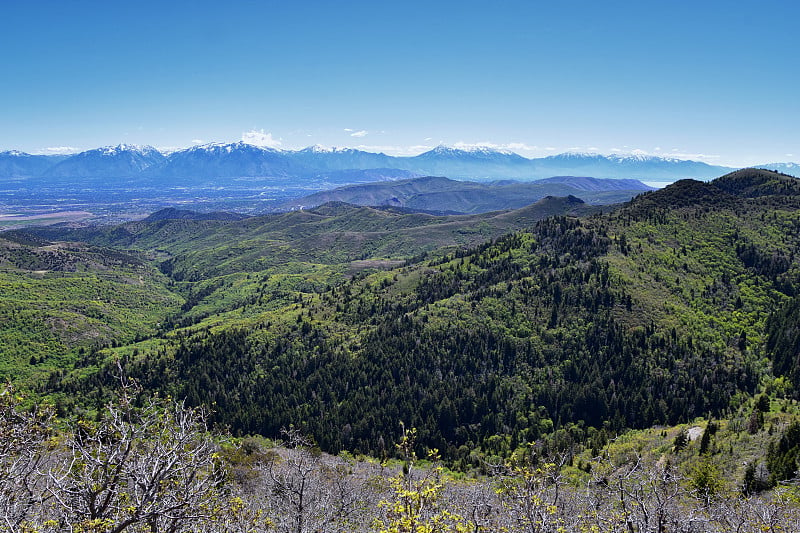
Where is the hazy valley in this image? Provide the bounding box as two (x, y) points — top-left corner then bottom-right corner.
(5, 142), (793, 225)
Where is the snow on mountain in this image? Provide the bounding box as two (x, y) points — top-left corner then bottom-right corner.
(0, 150), (63, 178)
(297, 145), (370, 154)
(406, 145), (531, 179)
(1, 141), (785, 184)
(42, 144), (166, 179)
(608, 153), (698, 165)
(757, 162), (800, 177)
(158, 142), (307, 179)
(549, 151), (699, 165)
(415, 145), (524, 161)
(95, 144), (162, 157)
(536, 151), (730, 180)
(183, 141), (282, 155)
(288, 145), (395, 171)
(545, 152), (607, 162)
(300, 144), (335, 154)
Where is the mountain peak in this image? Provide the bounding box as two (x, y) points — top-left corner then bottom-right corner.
(607, 152), (692, 164)
(298, 145), (361, 154)
(608, 153), (659, 162)
(756, 162), (800, 177)
(426, 145), (462, 155)
(434, 145), (513, 155)
(628, 179), (731, 212)
(301, 144), (334, 154)
(547, 151), (606, 161)
(712, 168), (800, 198)
(464, 146), (515, 156)
(548, 151), (686, 164)
(188, 141), (281, 154)
(419, 145), (520, 159)
(41, 143), (167, 178)
(95, 144), (162, 157)
(161, 141), (304, 179)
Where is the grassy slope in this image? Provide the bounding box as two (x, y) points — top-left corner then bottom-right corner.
(44, 171), (798, 468)
(9, 170), (800, 484)
(0, 236), (182, 385)
(20, 199), (599, 325)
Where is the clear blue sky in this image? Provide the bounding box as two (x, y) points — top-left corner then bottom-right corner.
(2, 0), (797, 166)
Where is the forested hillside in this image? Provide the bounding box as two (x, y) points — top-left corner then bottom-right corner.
(25, 169), (798, 484)
(0, 233), (181, 386)
(21, 197), (597, 330)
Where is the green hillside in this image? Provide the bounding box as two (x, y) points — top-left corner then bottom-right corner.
(0, 234), (182, 386)
(23, 198), (598, 327)
(32, 169), (797, 480)
(3, 168), (799, 496)
(2, 196), (597, 386)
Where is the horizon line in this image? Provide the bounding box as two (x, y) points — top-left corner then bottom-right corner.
(5, 142), (797, 169)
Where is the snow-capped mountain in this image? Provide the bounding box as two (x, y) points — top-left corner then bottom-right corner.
(402, 145), (531, 178)
(156, 142), (309, 179)
(2, 141), (797, 184)
(392, 147), (730, 180)
(44, 144), (166, 179)
(534, 152), (729, 180)
(288, 145), (395, 171)
(413, 145), (527, 163)
(757, 162), (800, 177)
(0, 150), (65, 178)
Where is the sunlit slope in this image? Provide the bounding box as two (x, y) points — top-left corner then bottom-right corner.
(52, 170), (800, 461)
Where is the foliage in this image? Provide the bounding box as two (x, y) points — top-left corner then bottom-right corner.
(7, 168), (800, 482)
(46, 383), (222, 533)
(492, 449), (568, 533)
(0, 237), (182, 385)
(373, 427), (473, 533)
(688, 459), (724, 505)
(766, 420), (800, 485)
(0, 393), (798, 532)
(0, 384), (53, 532)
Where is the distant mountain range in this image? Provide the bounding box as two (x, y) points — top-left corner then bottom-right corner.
(142, 207), (250, 222)
(44, 144), (166, 179)
(278, 175), (654, 214)
(0, 151), (66, 180)
(3, 142), (795, 184)
(757, 162), (800, 175)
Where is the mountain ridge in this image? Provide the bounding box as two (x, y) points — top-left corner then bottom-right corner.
(34, 168), (800, 462)
(43, 144), (166, 179)
(5, 142), (789, 182)
(628, 168), (800, 211)
(3, 167), (800, 491)
(277, 175), (653, 214)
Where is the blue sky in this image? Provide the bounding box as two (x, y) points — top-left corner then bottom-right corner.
(2, 0), (797, 166)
